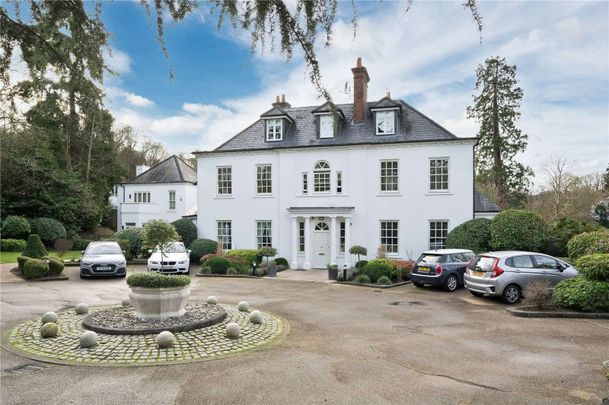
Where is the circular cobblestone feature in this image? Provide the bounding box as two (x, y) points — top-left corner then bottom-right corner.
(83, 304), (227, 335)
(3, 304), (288, 367)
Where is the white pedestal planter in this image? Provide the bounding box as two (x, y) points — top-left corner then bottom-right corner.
(129, 286), (191, 320)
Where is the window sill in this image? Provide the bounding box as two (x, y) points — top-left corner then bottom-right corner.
(297, 194), (349, 198)
(214, 195), (234, 199)
(377, 193), (402, 197)
(425, 191), (452, 196)
(253, 194), (274, 199)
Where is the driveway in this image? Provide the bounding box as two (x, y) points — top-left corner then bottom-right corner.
(1, 264), (608, 404)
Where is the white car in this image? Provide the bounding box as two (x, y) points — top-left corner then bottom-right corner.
(147, 242), (190, 274)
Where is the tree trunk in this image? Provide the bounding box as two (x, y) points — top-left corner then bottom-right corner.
(85, 110), (97, 184)
(491, 61), (507, 208)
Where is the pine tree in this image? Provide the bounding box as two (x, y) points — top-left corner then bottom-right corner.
(467, 57), (533, 208)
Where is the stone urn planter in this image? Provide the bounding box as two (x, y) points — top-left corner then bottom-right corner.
(129, 286), (191, 320)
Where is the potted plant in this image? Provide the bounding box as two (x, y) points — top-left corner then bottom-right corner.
(258, 246), (277, 277)
(127, 272), (191, 319)
(327, 264), (338, 280)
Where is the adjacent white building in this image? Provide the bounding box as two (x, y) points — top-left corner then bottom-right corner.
(195, 59), (499, 269)
(111, 155), (197, 230)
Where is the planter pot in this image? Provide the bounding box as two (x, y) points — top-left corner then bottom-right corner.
(129, 286), (191, 320)
(267, 263), (277, 277)
(328, 268), (338, 280)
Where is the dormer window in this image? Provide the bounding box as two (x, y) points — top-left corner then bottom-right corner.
(319, 115), (334, 139)
(266, 119), (283, 141)
(376, 111), (395, 135)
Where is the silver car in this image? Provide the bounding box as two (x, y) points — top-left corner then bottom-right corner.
(80, 241), (127, 279)
(463, 251), (578, 304)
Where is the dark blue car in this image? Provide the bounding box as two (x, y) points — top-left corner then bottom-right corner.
(411, 249), (475, 292)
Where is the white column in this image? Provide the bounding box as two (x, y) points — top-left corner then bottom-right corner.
(303, 217), (312, 270)
(290, 217), (298, 269)
(344, 216), (351, 268)
(330, 216), (337, 266)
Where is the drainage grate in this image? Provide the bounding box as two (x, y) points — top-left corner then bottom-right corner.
(6, 364), (45, 375)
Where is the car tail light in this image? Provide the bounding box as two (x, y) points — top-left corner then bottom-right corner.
(490, 259), (504, 278)
(435, 265), (442, 275)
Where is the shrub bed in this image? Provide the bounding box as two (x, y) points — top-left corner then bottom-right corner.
(1, 238), (27, 252)
(225, 249), (261, 265)
(1, 216), (31, 239)
(354, 274), (371, 284)
(171, 218), (198, 248)
(189, 239), (217, 262)
(206, 256), (232, 274)
(575, 254), (609, 282)
(445, 218), (491, 253)
(567, 230), (609, 260)
(274, 257), (288, 267)
(377, 276), (391, 285)
(490, 209), (547, 252)
(22, 235), (48, 258)
(359, 260), (394, 284)
(355, 260), (368, 269)
(553, 277), (609, 312)
(23, 259), (50, 280)
(43, 257), (65, 276)
(29, 218), (66, 245)
(127, 272), (191, 288)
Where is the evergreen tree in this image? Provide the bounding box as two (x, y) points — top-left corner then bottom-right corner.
(467, 57), (533, 208)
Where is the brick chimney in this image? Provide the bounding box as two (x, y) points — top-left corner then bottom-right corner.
(272, 94), (291, 109)
(351, 57), (370, 123)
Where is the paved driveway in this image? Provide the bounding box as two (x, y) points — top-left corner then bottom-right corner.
(1, 264), (608, 404)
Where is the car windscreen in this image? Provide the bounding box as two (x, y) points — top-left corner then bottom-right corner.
(468, 256), (496, 271)
(86, 244), (122, 255)
(155, 243), (186, 253)
(417, 254), (443, 265)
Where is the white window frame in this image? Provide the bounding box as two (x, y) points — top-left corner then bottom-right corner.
(380, 220), (399, 254)
(380, 160), (399, 193)
(375, 110), (395, 135)
(336, 171), (343, 194)
(429, 157), (450, 193)
(339, 220), (346, 253)
(313, 161), (331, 193)
(319, 114), (334, 139)
(256, 164), (272, 195)
(429, 220), (449, 250)
(298, 221), (305, 253)
(168, 190), (176, 211)
(135, 192), (150, 203)
(217, 166), (232, 196)
(302, 173), (309, 194)
(217, 221), (232, 250)
(266, 118), (283, 141)
(256, 221), (273, 248)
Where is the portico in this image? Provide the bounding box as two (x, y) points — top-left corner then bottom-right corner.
(287, 207), (354, 270)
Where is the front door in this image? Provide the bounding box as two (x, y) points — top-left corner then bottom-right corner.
(313, 221), (330, 268)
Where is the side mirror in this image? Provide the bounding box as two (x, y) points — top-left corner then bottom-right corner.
(122, 250), (126, 254)
(81, 250), (85, 255)
(187, 249), (192, 254)
(148, 249), (153, 254)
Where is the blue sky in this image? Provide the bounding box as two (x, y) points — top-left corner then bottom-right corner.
(80, 2), (609, 186)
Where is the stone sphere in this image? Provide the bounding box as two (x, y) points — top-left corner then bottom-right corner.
(41, 311), (58, 324)
(156, 331), (176, 348)
(225, 322), (241, 338)
(249, 310), (263, 324)
(75, 303), (89, 315)
(40, 322), (58, 338)
(206, 296), (218, 305)
(79, 331), (98, 348)
(237, 301), (249, 312)
(121, 297), (131, 307)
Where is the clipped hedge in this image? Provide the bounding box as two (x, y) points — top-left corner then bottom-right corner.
(274, 257), (288, 267)
(567, 230), (609, 260)
(29, 218), (66, 245)
(23, 259), (50, 280)
(127, 272), (191, 288)
(490, 209), (547, 252)
(225, 249), (261, 265)
(206, 256), (232, 274)
(553, 277), (609, 312)
(1, 238), (27, 252)
(189, 239), (218, 262)
(17, 256), (32, 272)
(171, 218), (197, 248)
(1, 216), (30, 239)
(445, 218), (492, 253)
(22, 234), (48, 258)
(575, 254), (609, 281)
(355, 260), (368, 269)
(359, 260), (394, 284)
(43, 257), (65, 276)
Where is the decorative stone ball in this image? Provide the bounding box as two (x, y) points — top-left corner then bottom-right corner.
(249, 310), (263, 324)
(79, 331), (98, 348)
(75, 303), (89, 315)
(225, 322), (241, 338)
(41, 311), (58, 324)
(156, 331), (176, 348)
(237, 301), (249, 312)
(40, 322), (58, 338)
(121, 297), (131, 307)
(206, 296), (218, 305)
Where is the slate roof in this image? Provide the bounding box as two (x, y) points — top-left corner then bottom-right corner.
(124, 155), (196, 184)
(370, 96), (402, 111)
(474, 190), (501, 213)
(205, 99), (471, 153)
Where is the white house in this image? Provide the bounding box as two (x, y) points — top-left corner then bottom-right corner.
(111, 155), (197, 230)
(195, 58), (498, 269)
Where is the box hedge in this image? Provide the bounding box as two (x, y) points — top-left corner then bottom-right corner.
(359, 260), (394, 283)
(1, 238), (27, 252)
(206, 256), (232, 274)
(22, 234), (48, 258)
(226, 249), (262, 265)
(567, 230), (609, 260)
(17, 256), (32, 272)
(1, 216), (31, 239)
(445, 218), (492, 253)
(127, 272), (191, 288)
(29, 218), (66, 245)
(274, 257), (288, 267)
(553, 277), (609, 312)
(23, 259), (50, 280)
(575, 254), (609, 282)
(189, 239), (218, 262)
(490, 209), (548, 252)
(171, 219), (197, 248)
(43, 257), (65, 276)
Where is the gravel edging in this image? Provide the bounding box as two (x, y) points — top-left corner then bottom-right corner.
(506, 306), (609, 319)
(336, 280), (411, 289)
(9, 267), (69, 282)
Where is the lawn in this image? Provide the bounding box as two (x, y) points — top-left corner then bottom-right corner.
(0, 250), (82, 264)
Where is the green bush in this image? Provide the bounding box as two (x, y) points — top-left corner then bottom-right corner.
(445, 218), (491, 253)
(544, 218), (598, 257)
(575, 254), (609, 281)
(354, 274), (371, 284)
(113, 227), (143, 258)
(274, 257), (288, 267)
(1, 216), (30, 239)
(1, 238), (27, 252)
(360, 260), (394, 283)
(238, 266), (251, 275)
(227, 267), (238, 275)
(171, 218), (197, 248)
(200, 266), (212, 274)
(206, 256), (232, 274)
(567, 230), (609, 260)
(17, 256), (32, 272)
(23, 259), (50, 279)
(226, 249), (262, 265)
(127, 272), (191, 288)
(376, 276), (391, 285)
(43, 257), (64, 276)
(29, 218), (66, 245)
(189, 239), (218, 262)
(227, 256), (251, 273)
(114, 239), (132, 260)
(72, 238), (91, 251)
(254, 267), (267, 277)
(258, 246), (277, 262)
(553, 277), (609, 312)
(355, 260), (368, 269)
(490, 209), (548, 252)
(22, 234), (48, 258)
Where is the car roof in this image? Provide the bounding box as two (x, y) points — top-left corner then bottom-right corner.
(421, 249), (474, 255)
(480, 251), (550, 258)
(89, 241), (119, 246)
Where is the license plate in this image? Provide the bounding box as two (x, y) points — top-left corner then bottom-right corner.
(418, 266), (430, 273)
(97, 266), (111, 271)
(472, 271), (485, 277)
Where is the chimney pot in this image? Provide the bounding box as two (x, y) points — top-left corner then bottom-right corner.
(356, 57), (362, 68)
(281, 94), (285, 102)
(272, 94), (291, 109)
(386, 91), (391, 98)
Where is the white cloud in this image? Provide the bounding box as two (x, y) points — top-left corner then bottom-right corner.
(104, 48), (131, 74)
(105, 87), (154, 108)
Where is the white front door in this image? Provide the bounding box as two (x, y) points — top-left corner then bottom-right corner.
(313, 221), (330, 269)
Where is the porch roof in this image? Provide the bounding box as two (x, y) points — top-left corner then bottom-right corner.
(287, 207), (355, 216)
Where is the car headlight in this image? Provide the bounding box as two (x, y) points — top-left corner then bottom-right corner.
(178, 260), (187, 264)
(150, 261), (159, 265)
(82, 262), (93, 267)
(119, 261), (127, 267)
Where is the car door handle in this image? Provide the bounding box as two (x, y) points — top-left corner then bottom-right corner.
(514, 269), (520, 273)
(319, 253), (325, 256)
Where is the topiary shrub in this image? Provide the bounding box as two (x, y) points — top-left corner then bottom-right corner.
(349, 245), (368, 262)
(206, 256), (232, 274)
(189, 239), (218, 262)
(575, 254), (609, 281)
(113, 227), (143, 258)
(445, 218), (492, 253)
(553, 277), (609, 312)
(171, 218), (197, 248)
(354, 274), (371, 284)
(72, 238), (91, 251)
(44, 257), (64, 276)
(17, 256), (32, 272)
(1, 216), (30, 239)
(258, 246), (277, 264)
(376, 276), (391, 285)
(1, 238), (27, 252)
(127, 272), (191, 288)
(23, 259), (50, 279)
(274, 257), (288, 267)
(359, 260), (394, 283)
(490, 209), (548, 252)
(567, 230), (609, 260)
(523, 280), (553, 310)
(226, 249), (262, 265)
(29, 218), (66, 245)
(355, 260), (368, 269)
(544, 218), (598, 257)
(22, 234), (48, 258)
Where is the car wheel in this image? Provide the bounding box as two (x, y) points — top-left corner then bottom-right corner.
(469, 290), (484, 297)
(502, 284), (521, 304)
(412, 281), (424, 288)
(443, 274), (458, 292)
(80, 274), (85, 279)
